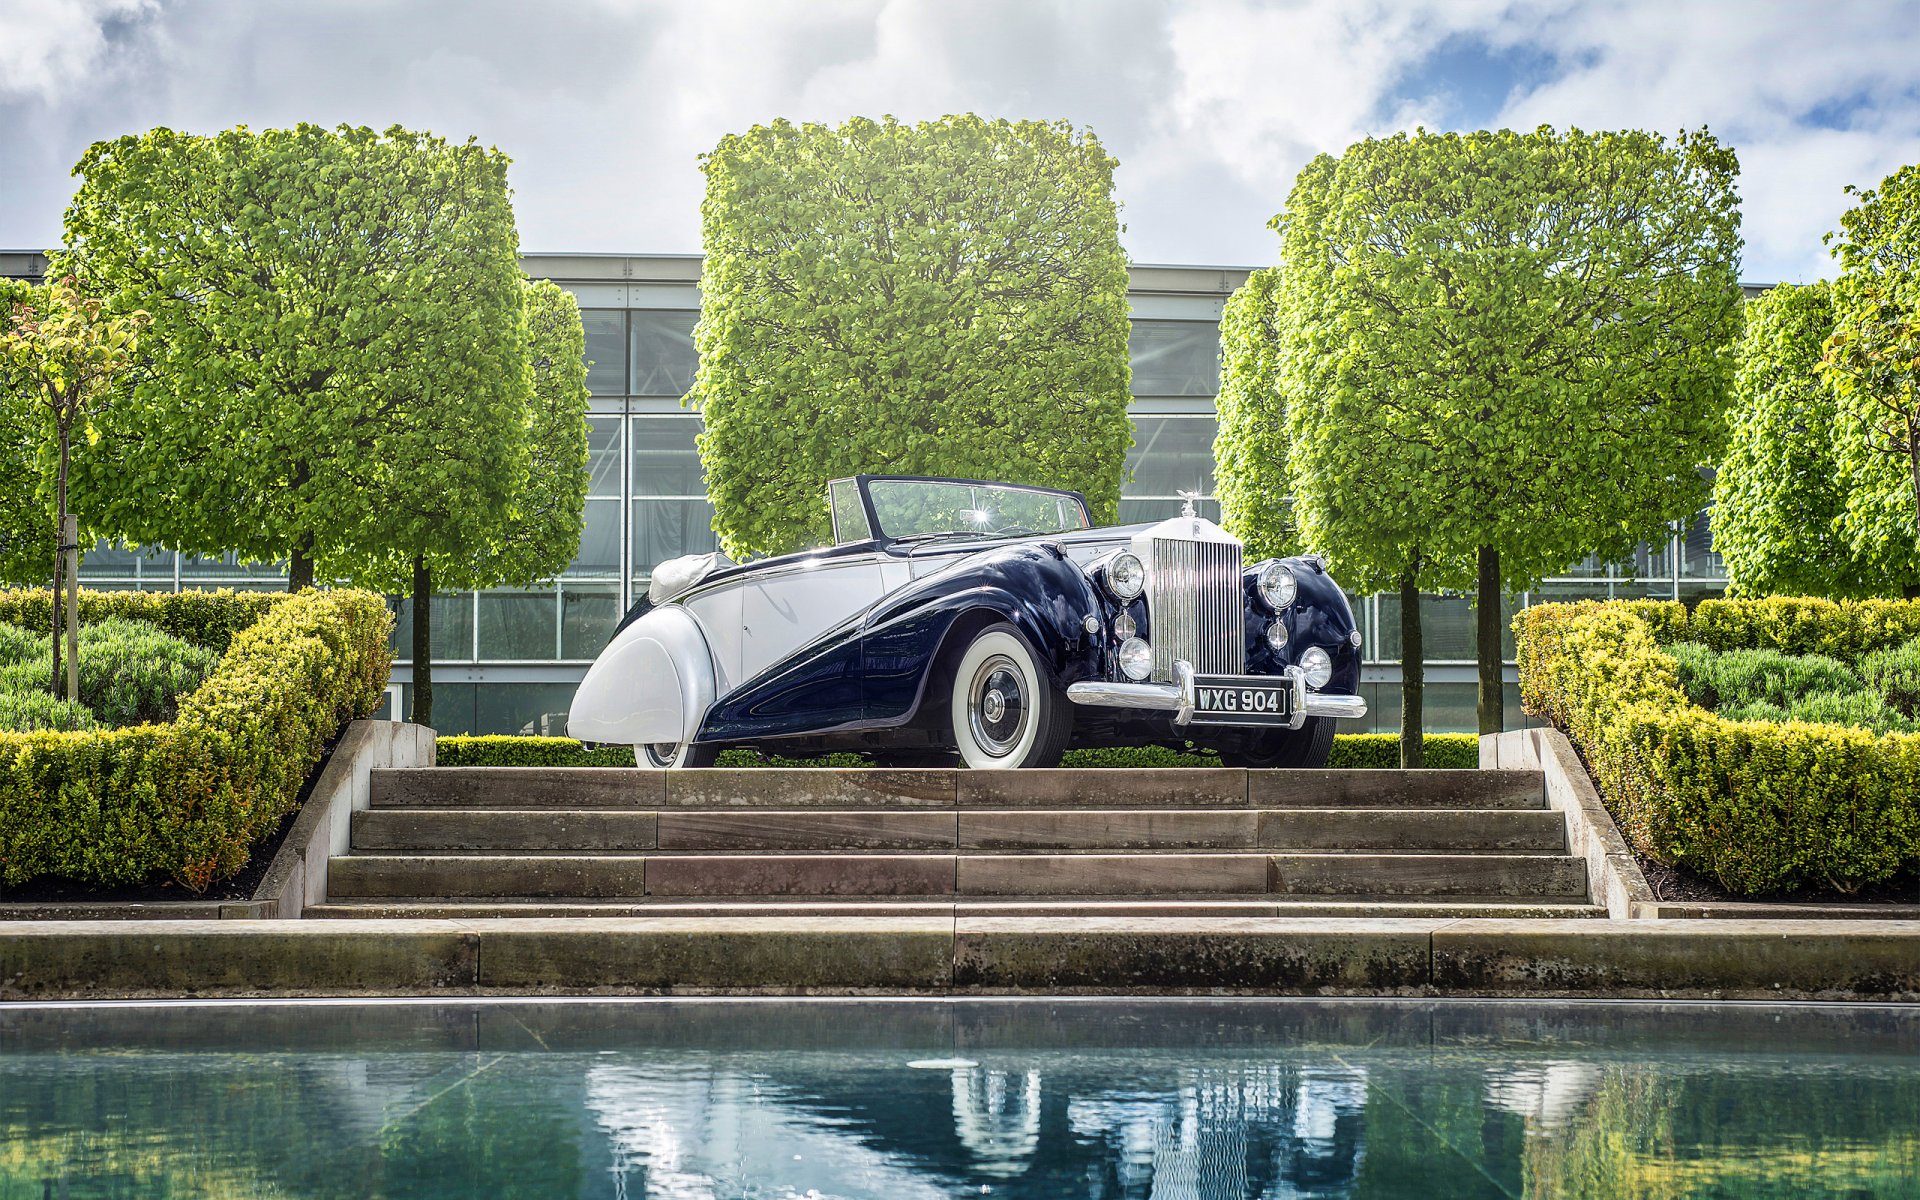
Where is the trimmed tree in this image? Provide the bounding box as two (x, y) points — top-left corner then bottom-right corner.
(0, 279), (148, 699)
(693, 115), (1133, 558)
(1714, 281), (1906, 596)
(58, 124), (525, 593)
(1213, 267), (1299, 561)
(1823, 164), (1920, 596)
(0, 278), (54, 588)
(1276, 128), (1743, 739)
(321, 277), (588, 726)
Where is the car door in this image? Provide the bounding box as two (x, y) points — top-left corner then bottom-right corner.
(739, 557), (891, 685)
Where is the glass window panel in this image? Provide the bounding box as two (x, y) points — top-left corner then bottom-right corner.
(628, 310), (699, 397)
(400, 683), (476, 735)
(1125, 415), (1218, 497)
(561, 584), (621, 660)
(1416, 682), (1479, 733)
(473, 682), (582, 738)
(1678, 580), (1727, 607)
(1629, 536), (1674, 581)
(564, 500), (622, 578)
(829, 479), (871, 542)
(1528, 581), (1618, 607)
(179, 551), (285, 580)
(390, 592), (476, 662)
(477, 590), (557, 661)
(1128, 320), (1221, 396)
(1680, 509), (1723, 580)
(631, 415), (705, 497)
(80, 540), (169, 579)
(582, 309), (627, 396)
(1374, 592), (1519, 662)
(1118, 498), (1220, 525)
(586, 418), (623, 498)
(631, 498), (717, 577)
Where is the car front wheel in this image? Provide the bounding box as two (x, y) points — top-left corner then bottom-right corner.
(948, 623), (1071, 769)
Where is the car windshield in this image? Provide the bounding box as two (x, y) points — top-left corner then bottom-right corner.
(864, 479), (1090, 541)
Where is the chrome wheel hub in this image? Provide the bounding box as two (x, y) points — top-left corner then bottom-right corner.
(967, 656), (1027, 756)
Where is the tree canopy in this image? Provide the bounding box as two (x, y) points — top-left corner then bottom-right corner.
(57, 123), (527, 591)
(692, 114), (1133, 559)
(1822, 163), (1920, 595)
(1213, 267), (1298, 561)
(0, 279), (53, 587)
(1713, 281), (1902, 596)
(1275, 127), (1744, 732)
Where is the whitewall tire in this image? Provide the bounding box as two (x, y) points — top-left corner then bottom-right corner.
(948, 624), (1071, 769)
(635, 741), (717, 769)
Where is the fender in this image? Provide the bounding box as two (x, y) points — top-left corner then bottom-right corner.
(1242, 555), (1363, 696)
(696, 543), (1105, 744)
(566, 604), (716, 747)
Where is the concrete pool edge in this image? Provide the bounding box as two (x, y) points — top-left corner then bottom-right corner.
(1, 916), (1917, 1001)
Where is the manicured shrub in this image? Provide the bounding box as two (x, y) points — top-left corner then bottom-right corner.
(0, 588), (284, 656)
(0, 689), (98, 733)
(434, 735), (637, 768)
(71, 617), (222, 727)
(1327, 733), (1480, 770)
(0, 660), (48, 697)
(1665, 642), (1861, 711)
(0, 588), (392, 890)
(1860, 637), (1920, 718)
(1516, 598), (1920, 894)
(0, 621), (40, 664)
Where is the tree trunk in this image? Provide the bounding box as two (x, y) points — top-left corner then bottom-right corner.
(409, 553), (433, 728)
(1477, 544), (1503, 736)
(51, 423), (73, 700)
(288, 545), (314, 593)
(63, 514), (79, 703)
(47, 514), (61, 697)
(1398, 566), (1423, 770)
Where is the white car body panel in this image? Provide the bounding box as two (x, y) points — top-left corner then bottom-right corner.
(566, 605), (715, 747)
(740, 557), (891, 683)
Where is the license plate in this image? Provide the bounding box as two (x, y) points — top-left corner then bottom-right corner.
(1191, 675), (1294, 725)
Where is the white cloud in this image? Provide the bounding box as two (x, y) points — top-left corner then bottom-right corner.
(0, 0), (158, 101)
(0, 0), (1916, 281)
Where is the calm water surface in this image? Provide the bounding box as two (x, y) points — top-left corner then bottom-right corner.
(1, 998), (1916, 1199)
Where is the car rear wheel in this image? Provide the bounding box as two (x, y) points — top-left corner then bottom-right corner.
(1215, 716), (1334, 769)
(948, 624), (1071, 769)
(636, 741), (718, 769)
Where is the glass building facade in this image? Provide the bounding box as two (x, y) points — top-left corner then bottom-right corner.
(0, 250), (1733, 736)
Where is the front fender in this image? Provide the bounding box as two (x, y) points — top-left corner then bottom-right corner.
(863, 544), (1105, 724)
(567, 604), (715, 746)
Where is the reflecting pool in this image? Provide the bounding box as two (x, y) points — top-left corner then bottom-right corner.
(2, 999), (1917, 1198)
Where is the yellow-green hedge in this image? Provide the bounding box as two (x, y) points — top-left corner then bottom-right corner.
(0, 588), (393, 891)
(1517, 597), (1920, 895)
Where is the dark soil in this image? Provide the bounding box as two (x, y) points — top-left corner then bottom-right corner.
(1633, 850), (1920, 908)
(0, 729), (339, 905)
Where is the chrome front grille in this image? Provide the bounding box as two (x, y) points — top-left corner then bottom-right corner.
(1148, 537), (1245, 681)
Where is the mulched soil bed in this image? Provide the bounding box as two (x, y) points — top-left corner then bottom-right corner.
(1632, 846), (1919, 908)
(0, 732), (336, 906)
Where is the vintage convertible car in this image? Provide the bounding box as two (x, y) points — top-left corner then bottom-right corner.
(569, 475), (1366, 769)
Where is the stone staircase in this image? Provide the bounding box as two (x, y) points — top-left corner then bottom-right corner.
(304, 767), (1603, 920)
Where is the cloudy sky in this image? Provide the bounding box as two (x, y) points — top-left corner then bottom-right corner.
(2, 0), (1916, 283)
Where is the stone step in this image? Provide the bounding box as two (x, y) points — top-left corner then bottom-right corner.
(352, 806), (1568, 854)
(369, 767), (1546, 812)
(303, 896), (1608, 920)
(326, 851), (1588, 901)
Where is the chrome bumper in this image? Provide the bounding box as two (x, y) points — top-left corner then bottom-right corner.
(1065, 662), (1367, 730)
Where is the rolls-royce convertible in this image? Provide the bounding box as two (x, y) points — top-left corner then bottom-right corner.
(569, 475), (1366, 769)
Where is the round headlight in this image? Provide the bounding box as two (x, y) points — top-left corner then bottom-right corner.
(1265, 620), (1288, 651)
(1258, 563), (1298, 609)
(1107, 552), (1146, 601)
(1301, 645), (1333, 690)
(1118, 637), (1153, 681)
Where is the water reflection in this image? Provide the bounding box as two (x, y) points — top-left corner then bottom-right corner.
(0, 1000), (1916, 1199)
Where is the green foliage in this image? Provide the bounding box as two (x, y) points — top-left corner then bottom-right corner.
(1516, 598), (1920, 894)
(436, 735), (636, 768)
(0, 587), (392, 890)
(1713, 281), (1901, 596)
(0, 587), (283, 655)
(59, 124), (526, 587)
(1665, 642), (1861, 710)
(0, 688), (98, 732)
(1860, 637), (1920, 717)
(1721, 689), (1918, 736)
(693, 115), (1133, 558)
(0, 620), (38, 664)
(1276, 127), (1743, 597)
(1213, 268), (1298, 559)
(1822, 163), (1920, 592)
(0, 279), (55, 586)
(1325, 732), (1480, 769)
(70, 616), (221, 726)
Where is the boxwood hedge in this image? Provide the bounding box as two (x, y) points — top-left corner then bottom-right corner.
(434, 732), (1483, 770)
(0, 588), (392, 891)
(1516, 597), (1920, 895)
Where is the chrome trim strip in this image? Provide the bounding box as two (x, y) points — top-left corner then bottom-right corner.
(1065, 665), (1369, 727)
